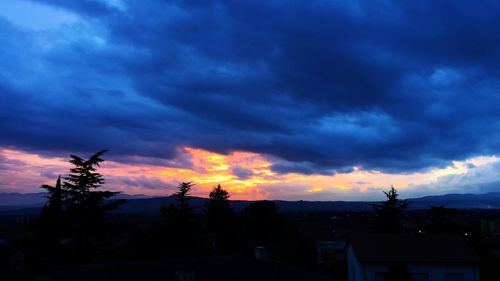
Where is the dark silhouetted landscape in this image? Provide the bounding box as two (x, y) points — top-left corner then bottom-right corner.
(2, 0), (500, 280)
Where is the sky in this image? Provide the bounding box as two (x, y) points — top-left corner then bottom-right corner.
(1, 0), (500, 200)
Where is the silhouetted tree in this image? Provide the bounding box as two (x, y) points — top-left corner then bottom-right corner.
(372, 186), (410, 233)
(62, 150), (125, 258)
(37, 176), (64, 255)
(174, 181), (195, 214)
(206, 185), (231, 223)
(161, 182), (196, 221)
(63, 150), (124, 211)
(207, 184), (230, 211)
(205, 184), (238, 253)
(243, 200), (279, 246)
(161, 182), (202, 256)
(42, 176), (63, 215)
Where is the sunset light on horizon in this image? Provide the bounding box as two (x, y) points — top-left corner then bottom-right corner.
(2, 147), (499, 201)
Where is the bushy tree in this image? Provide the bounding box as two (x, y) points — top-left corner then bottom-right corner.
(372, 186), (410, 233)
(63, 150), (124, 213)
(206, 184), (231, 220)
(205, 184), (238, 253)
(37, 150), (125, 258)
(62, 150), (125, 255)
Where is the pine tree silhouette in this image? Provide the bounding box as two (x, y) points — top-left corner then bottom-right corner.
(205, 184), (235, 253)
(372, 186), (410, 233)
(206, 184), (231, 216)
(38, 150), (125, 259)
(161, 182), (202, 256)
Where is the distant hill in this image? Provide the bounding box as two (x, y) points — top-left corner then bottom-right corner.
(0, 192), (150, 212)
(1, 192), (500, 215)
(410, 192), (500, 209)
(0, 192), (48, 207)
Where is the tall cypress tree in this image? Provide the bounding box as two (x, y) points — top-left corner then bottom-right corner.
(38, 176), (64, 255)
(42, 175), (63, 214)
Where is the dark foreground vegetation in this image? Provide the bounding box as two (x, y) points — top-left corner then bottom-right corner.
(0, 151), (499, 280)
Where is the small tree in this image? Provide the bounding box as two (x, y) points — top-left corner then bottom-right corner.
(174, 181), (195, 214)
(161, 182), (195, 222)
(372, 186), (410, 233)
(206, 184), (231, 216)
(205, 184), (235, 253)
(161, 182), (201, 256)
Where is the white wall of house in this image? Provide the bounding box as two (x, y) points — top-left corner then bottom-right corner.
(346, 245), (480, 281)
(347, 245), (363, 281)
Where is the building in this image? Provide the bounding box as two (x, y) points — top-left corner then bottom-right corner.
(317, 240), (347, 263)
(347, 234), (480, 281)
(12, 255), (334, 281)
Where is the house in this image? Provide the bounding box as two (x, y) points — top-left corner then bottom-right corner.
(8, 255), (334, 281)
(307, 224), (348, 263)
(347, 234), (480, 281)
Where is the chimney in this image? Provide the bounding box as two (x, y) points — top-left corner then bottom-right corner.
(176, 269), (195, 281)
(254, 246), (269, 261)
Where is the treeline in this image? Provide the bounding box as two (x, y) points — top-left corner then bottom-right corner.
(3, 150), (478, 273)
(33, 150), (315, 265)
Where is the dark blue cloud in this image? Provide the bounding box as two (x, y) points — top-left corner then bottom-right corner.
(2, 0), (500, 174)
(231, 166), (253, 180)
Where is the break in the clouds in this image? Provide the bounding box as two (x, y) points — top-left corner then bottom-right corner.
(1, 0), (500, 199)
(1, 148), (499, 200)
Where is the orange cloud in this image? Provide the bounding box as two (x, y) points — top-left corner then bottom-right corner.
(1, 147), (498, 200)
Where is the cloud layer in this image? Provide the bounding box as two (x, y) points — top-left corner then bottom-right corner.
(1, 148), (498, 201)
(1, 0), (500, 198)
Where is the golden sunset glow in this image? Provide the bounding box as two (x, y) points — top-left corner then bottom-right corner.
(1, 147), (499, 200)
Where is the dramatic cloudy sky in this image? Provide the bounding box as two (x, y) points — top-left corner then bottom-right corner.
(1, 0), (500, 200)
